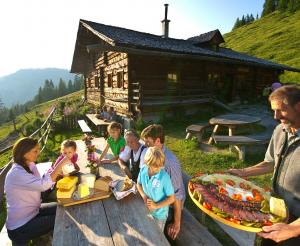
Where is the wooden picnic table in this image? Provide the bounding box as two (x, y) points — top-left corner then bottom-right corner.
(207, 114), (261, 144)
(86, 114), (110, 136)
(52, 138), (170, 246)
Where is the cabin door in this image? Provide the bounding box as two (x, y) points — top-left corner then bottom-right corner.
(223, 74), (234, 102)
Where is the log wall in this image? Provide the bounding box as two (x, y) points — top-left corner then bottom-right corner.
(85, 51), (279, 119)
(86, 52), (129, 115)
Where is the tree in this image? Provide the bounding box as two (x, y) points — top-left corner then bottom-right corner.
(287, 0), (300, 12)
(232, 18), (241, 30)
(278, 0), (288, 11)
(0, 98), (4, 112)
(9, 108), (17, 131)
(58, 78), (67, 97)
(35, 87), (43, 104)
(48, 80), (56, 99)
(241, 15), (246, 25)
(262, 0), (276, 16)
(68, 79), (74, 93)
(74, 75), (84, 90)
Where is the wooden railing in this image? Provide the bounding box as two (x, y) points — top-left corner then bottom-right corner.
(0, 107), (56, 205)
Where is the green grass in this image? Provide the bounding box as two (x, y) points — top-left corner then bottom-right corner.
(0, 91), (84, 140)
(160, 112), (272, 245)
(223, 10), (300, 83)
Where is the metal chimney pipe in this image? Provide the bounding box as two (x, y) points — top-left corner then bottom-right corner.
(164, 4), (168, 19)
(161, 4), (170, 38)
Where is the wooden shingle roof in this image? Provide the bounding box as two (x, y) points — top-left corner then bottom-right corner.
(71, 19), (300, 73)
(187, 29), (225, 45)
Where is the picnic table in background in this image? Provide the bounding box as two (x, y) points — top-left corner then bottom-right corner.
(52, 138), (170, 246)
(85, 114), (110, 137)
(207, 114), (261, 144)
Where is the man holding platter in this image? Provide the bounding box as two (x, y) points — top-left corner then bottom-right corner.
(229, 85), (300, 245)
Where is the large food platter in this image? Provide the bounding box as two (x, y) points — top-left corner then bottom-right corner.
(188, 172), (287, 232)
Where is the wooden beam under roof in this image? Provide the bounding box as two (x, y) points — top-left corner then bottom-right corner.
(85, 43), (289, 72)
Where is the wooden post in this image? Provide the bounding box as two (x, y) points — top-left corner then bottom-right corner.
(127, 56), (132, 115)
(99, 66), (105, 106)
(228, 125), (235, 152)
(208, 125), (219, 144)
(138, 82), (143, 117)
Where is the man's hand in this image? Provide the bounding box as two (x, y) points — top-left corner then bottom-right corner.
(258, 223), (299, 243)
(167, 221), (180, 240)
(228, 168), (246, 177)
(146, 199), (157, 211)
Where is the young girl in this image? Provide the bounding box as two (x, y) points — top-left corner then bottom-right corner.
(137, 147), (175, 231)
(48, 140), (80, 180)
(98, 122), (125, 164)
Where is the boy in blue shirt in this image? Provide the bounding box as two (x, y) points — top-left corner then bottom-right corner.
(137, 147), (175, 231)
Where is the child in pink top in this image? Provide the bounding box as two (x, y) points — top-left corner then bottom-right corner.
(48, 140), (80, 181)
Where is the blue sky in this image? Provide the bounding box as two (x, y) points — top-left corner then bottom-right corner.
(0, 0), (265, 77)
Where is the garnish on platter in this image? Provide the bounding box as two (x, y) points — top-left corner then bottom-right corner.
(188, 172), (288, 232)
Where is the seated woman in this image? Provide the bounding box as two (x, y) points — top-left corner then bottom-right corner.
(118, 130), (147, 181)
(5, 137), (70, 245)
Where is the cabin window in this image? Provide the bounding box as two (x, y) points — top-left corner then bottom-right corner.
(208, 73), (219, 81)
(117, 71), (124, 88)
(167, 73), (178, 83)
(104, 52), (108, 65)
(95, 76), (99, 88)
(107, 73), (112, 87)
(207, 73), (219, 90)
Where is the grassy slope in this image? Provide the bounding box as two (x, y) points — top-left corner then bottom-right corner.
(0, 91), (84, 140)
(0, 90), (84, 167)
(223, 10), (300, 83)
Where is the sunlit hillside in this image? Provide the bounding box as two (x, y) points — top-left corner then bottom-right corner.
(223, 10), (300, 83)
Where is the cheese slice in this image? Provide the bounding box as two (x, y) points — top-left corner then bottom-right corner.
(57, 176), (78, 190)
(57, 185), (76, 199)
(270, 197), (287, 218)
(94, 177), (111, 192)
(78, 183), (90, 198)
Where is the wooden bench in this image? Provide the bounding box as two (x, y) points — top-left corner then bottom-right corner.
(186, 123), (211, 142)
(77, 120), (92, 133)
(175, 208), (222, 246)
(213, 135), (270, 160)
(178, 173), (222, 246)
(0, 227), (11, 246)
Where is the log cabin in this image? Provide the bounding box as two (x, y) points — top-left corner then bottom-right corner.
(70, 4), (300, 123)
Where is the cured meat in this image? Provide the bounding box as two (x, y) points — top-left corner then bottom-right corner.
(194, 183), (271, 222)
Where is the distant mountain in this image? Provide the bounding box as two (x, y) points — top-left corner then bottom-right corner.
(223, 10), (300, 83)
(0, 68), (75, 106)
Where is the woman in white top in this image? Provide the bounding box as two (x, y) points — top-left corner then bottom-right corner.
(5, 137), (70, 245)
